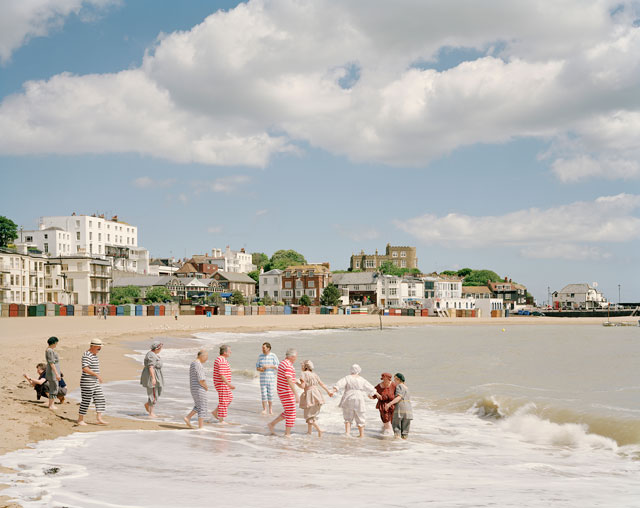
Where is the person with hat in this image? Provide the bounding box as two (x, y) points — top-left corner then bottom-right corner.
(140, 341), (164, 418)
(44, 336), (62, 410)
(331, 364), (377, 438)
(385, 373), (413, 439)
(374, 373), (396, 436)
(77, 339), (107, 426)
(299, 360), (333, 437)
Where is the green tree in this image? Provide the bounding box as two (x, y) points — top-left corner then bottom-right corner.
(378, 261), (420, 278)
(110, 285), (141, 305)
(320, 283), (341, 306)
(457, 268), (473, 278)
(207, 292), (222, 305)
(262, 293), (273, 305)
(441, 270), (457, 276)
(0, 216), (18, 248)
(266, 249), (307, 271)
(252, 252), (269, 270)
(299, 294), (312, 306)
(145, 286), (172, 303)
(230, 290), (246, 305)
(462, 269), (503, 286)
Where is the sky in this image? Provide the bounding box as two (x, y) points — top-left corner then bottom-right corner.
(1, 0), (639, 304)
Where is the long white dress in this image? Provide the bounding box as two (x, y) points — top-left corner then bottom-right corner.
(333, 374), (376, 423)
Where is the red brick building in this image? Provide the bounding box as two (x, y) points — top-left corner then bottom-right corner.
(281, 264), (331, 305)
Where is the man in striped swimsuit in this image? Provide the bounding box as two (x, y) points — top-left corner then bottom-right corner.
(184, 350), (209, 429)
(77, 339), (107, 426)
(212, 344), (235, 423)
(268, 348), (302, 436)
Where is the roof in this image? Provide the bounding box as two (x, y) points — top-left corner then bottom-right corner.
(462, 286), (491, 294)
(175, 262), (198, 274)
(558, 283), (595, 294)
(332, 272), (376, 285)
(284, 264), (331, 273)
(214, 271), (257, 284)
(261, 269), (283, 275)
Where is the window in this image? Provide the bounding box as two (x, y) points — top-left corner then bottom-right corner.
(296, 280), (303, 289)
(98, 222), (101, 229)
(353, 285), (359, 291)
(365, 259), (375, 268)
(400, 251), (406, 257)
(76, 220), (80, 228)
(44, 243), (48, 253)
(107, 234), (110, 242)
(306, 289), (316, 297)
(44, 234), (48, 239)
(297, 271), (302, 277)
(285, 281), (292, 289)
(89, 221), (92, 227)
(355, 261), (360, 268)
(308, 280), (315, 288)
(76, 232), (80, 240)
(392, 252), (398, 258)
(98, 233), (101, 241)
(25, 236), (33, 242)
(390, 288), (397, 296)
(401, 260), (406, 268)
(295, 290), (302, 297)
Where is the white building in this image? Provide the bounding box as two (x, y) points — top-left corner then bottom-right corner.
(399, 277), (425, 307)
(38, 214), (150, 274)
(259, 269), (283, 301)
(422, 274), (474, 315)
(552, 283), (608, 310)
(207, 247), (256, 273)
(22, 227), (72, 257)
(462, 286), (502, 317)
(0, 246), (47, 305)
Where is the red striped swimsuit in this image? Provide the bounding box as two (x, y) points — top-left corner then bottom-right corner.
(277, 359), (297, 427)
(213, 356), (233, 417)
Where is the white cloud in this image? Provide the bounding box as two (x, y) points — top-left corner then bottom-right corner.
(207, 226), (222, 234)
(133, 176), (176, 188)
(396, 193), (640, 259)
(0, 0), (118, 64)
(255, 209), (268, 217)
(1, 0), (640, 173)
(196, 175), (251, 193)
(551, 155), (640, 182)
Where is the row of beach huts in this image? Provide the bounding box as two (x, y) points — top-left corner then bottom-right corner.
(0, 303), (505, 318)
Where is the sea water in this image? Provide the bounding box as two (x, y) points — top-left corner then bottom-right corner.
(1, 325), (640, 507)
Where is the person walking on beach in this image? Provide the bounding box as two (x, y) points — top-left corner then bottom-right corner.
(299, 360), (333, 437)
(385, 373), (413, 439)
(212, 344), (235, 423)
(185, 350), (209, 429)
(256, 342), (279, 415)
(332, 364), (377, 438)
(374, 372), (396, 436)
(77, 339), (107, 426)
(45, 336), (62, 410)
(140, 342), (164, 418)
(268, 348), (303, 437)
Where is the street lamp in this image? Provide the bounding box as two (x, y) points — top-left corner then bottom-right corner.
(618, 284), (621, 307)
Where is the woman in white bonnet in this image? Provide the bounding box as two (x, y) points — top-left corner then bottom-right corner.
(332, 364), (377, 438)
(299, 360), (333, 437)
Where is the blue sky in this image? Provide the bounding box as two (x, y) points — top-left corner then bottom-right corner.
(1, 0), (639, 303)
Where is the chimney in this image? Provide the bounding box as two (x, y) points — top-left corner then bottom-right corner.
(504, 277), (508, 282)
(240, 248), (245, 253)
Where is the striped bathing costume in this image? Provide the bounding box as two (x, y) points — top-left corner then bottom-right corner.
(189, 360), (208, 419)
(256, 352), (279, 401)
(79, 351), (106, 415)
(213, 356), (233, 418)
(277, 358), (297, 427)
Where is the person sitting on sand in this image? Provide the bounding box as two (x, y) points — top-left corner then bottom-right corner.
(212, 344), (235, 423)
(332, 364), (377, 438)
(77, 339), (108, 426)
(299, 360), (333, 437)
(45, 336), (62, 411)
(374, 372), (396, 436)
(385, 373), (413, 439)
(185, 350), (209, 429)
(256, 342), (279, 415)
(140, 341), (164, 418)
(269, 348), (304, 437)
(24, 363), (66, 403)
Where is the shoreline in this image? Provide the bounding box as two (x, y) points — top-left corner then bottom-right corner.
(0, 314), (632, 454)
(0, 314), (634, 506)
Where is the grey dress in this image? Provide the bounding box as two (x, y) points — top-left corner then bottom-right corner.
(45, 347), (60, 399)
(140, 351), (164, 405)
(392, 384), (413, 438)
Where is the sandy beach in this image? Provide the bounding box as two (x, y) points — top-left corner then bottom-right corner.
(1, 313), (631, 455)
(0, 314), (637, 507)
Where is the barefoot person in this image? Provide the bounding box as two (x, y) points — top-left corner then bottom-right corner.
(256, 342), (279, 414)
(140, 342), (164, 418)
(332, 364), (377, 438)
(299, 360), (333, 437)
(385, 373), (413, 439)
(45, 336), (62, 410)
(212, 344), (235, 423)
(24, 363), (66, 403)
(184, 350), (209, 429)
(269, 348), (303, 437)
(77, 339), (107, 426)
(374, 372), (396, 436)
